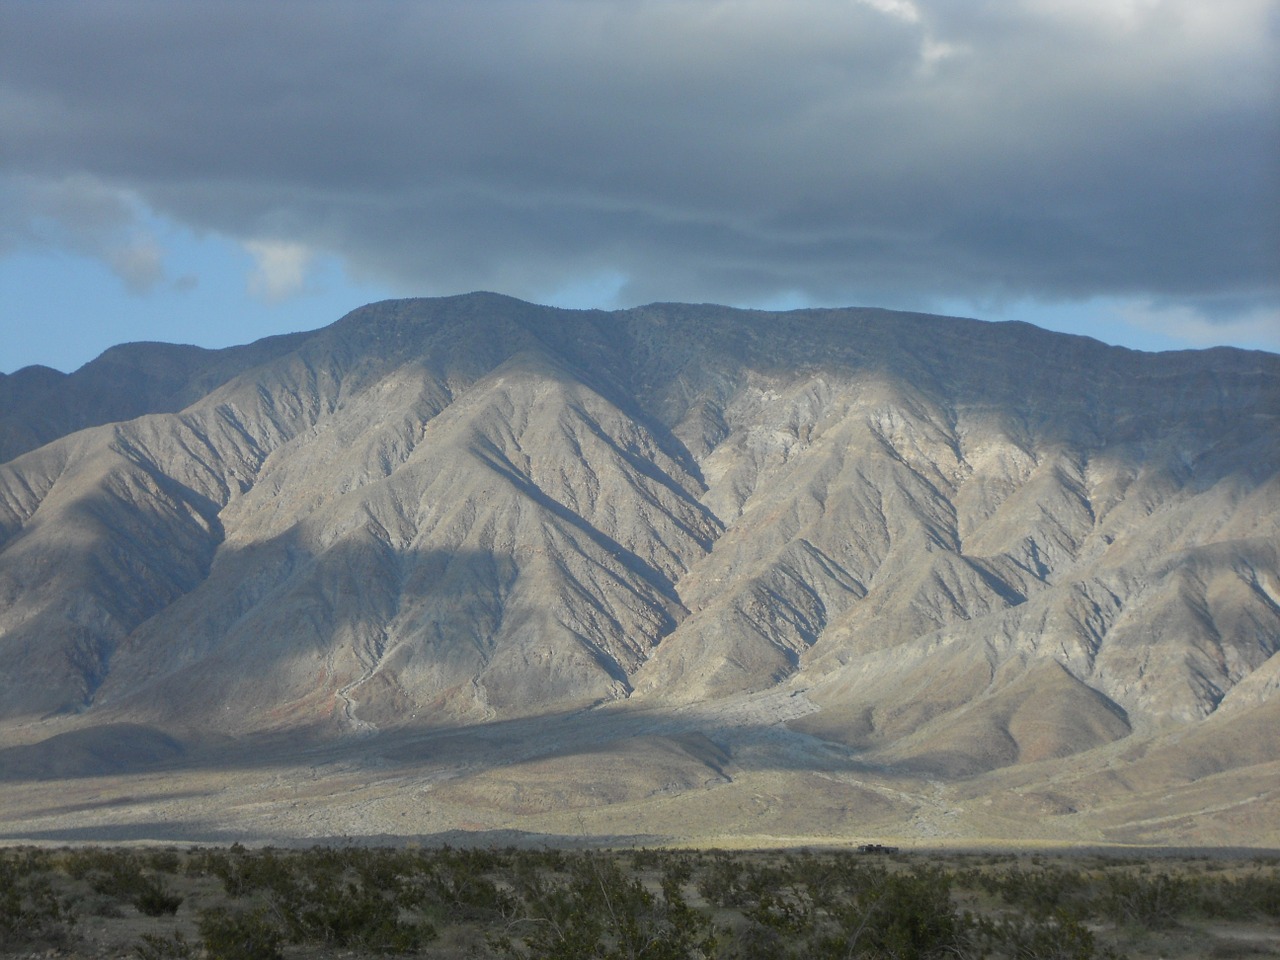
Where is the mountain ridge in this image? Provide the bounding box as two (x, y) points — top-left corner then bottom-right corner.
(1, 293), (1276, 846)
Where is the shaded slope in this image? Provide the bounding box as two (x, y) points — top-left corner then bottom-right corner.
(0, 332), (312, 464)
(97, 347), (718, 731)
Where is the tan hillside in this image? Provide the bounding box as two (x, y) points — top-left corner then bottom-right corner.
(1, 294), (1276, 847)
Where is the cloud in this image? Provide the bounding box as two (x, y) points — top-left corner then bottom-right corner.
(1116, 300), (1280, 352)
(105, 239), (164, 295)
(244, 240), (313, 303)
(0, 0), (1275, 324)
(0, 174), (168, 293)
(856, 0), (921, 23)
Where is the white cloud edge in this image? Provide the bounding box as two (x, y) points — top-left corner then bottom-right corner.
(244, 239), (315, 303)
(1115, 300), (1280, 352)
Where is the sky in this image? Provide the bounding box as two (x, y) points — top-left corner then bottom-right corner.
(1, 1), (1277, 374)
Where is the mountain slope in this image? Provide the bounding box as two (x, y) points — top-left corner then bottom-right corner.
(0, 332), (314, 464)
(1, 293), (1276, 844)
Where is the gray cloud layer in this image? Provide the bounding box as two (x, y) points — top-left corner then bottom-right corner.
(2, 0), (1276, 318)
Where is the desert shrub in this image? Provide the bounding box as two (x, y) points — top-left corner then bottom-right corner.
(77, 850), (152, 901)
(529, 846), (569, 873)
(194, 843), (261, 899)
(23, 844), (1279, 960)
(499, 851), (715, 960)
(817, 866), (962, 960)
(88, 896), (127, 918)
(203, 846), (442, 953)
(63, 847), (127, 881)
(197, 906), (284, 960)
(716, 857), (967, 960)
(720, 923), (790, 960)
(145, 849), (183, 874)
(698, 852), (749, 908)
(1244, 869), (1280, 919)
(288, 875), (436, 953)
(182, 848), (213, 878)
(661, 853), (696, 890)
(979, 865), (1095, 920)
(135, 929), (195, 959)
(736, 859), (820, 935)
(1197, 869), (1280, 922)
(133, 873), (184, 916)
(751, 895), (814, 938)
(1101, 871), (1189, 929)
(60, 847), (184, 916)
(974, 910), (1122, 960)
(0, 857), (72, 949)
(423, 849), (517, 922)
(203, 847), (297, 900)
(630, 847), (665, 870)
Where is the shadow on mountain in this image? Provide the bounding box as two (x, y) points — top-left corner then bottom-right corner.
(0, 819), (672, 847)
(0, 519), (1258, 789)
(0, 723), (188, 779)
(0, 822), (246, 844)
(0, 692), (852, 783)
(0, 331), (314, 464)
(0, 690), (1119, 788)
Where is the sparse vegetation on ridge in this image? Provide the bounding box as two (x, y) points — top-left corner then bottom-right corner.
(0, 844), (1276, 959)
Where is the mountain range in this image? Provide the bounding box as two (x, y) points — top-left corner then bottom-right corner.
(1, 293), (1277, 847)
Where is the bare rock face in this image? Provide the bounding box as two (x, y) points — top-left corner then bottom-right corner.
(1, 293), (1276, 844)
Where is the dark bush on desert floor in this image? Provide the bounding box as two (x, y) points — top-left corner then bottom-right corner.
(0, 843), (1277, 959)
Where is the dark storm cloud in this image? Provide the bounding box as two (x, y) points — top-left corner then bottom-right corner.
(1, 0), (1276, 316)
